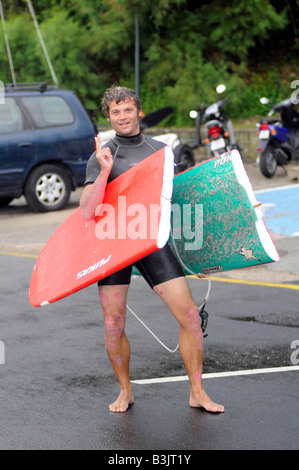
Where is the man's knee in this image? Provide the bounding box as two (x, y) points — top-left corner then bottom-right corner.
(104, 311), (125, 341)
(185, 306), (202, 332)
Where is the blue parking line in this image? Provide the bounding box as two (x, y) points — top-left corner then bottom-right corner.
(255, 185), (299, 237)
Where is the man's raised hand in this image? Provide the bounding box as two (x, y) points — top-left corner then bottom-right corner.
(95, 134), (113, 174)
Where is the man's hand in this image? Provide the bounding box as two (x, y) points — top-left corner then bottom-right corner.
(80, 135), (113, 220)
(196, 273), (210, 279)
(95, 134), (113, 174)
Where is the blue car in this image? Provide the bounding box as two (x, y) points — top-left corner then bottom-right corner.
(0, 83), (96, 212)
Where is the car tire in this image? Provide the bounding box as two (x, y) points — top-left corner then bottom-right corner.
(24, 164), (72, 212)
(173, 144), (195, 174)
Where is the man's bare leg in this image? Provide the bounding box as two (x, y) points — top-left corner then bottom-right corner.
(154, 277), (224, 413)
(99, 284), (134, 412)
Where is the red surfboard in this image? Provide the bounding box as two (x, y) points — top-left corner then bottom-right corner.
(29, 147), (174, 307)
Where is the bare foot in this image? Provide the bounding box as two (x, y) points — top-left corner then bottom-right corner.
(189, 389), (224, 413)
(109, 389), (134, 413)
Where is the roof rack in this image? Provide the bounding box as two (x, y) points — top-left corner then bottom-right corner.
(4, 82), (59, 92)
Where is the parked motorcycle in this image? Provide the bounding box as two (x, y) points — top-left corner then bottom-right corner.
(190, 84), (239, 158)
(256, 96), (299, 178)
(99, 106), (195, 175)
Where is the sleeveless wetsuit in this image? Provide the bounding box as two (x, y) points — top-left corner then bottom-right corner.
(84, 133), (184, 288)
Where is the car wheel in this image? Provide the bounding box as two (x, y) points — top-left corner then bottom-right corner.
(24, 164), (72, 212)
(173, 144), (195, 174)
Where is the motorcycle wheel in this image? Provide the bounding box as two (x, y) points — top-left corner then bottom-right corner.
(173, 144), (195, 174)
(259, 143), (278, 178)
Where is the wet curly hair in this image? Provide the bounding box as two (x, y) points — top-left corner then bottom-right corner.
(101, 85), (142, 117)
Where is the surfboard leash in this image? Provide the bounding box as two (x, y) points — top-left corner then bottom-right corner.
(169, 228), (212, 339)
(126, 277), (210, 353)
(126, 274), (211, 353)
(126, 303), (180, 353)
(126, 229), (211, 353)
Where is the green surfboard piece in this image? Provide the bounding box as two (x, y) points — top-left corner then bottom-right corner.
(168, 150), (279, 275)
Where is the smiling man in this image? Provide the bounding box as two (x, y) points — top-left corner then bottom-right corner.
(80, 86), (224, 414)
(106, 91), (141, 136)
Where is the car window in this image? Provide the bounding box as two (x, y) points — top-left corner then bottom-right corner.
(0, 98), (24, 134)
(21, 95), (74, 128)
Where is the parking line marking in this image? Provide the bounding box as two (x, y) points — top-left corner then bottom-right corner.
(0, 251), (38, 259)
(210, 276), (299, 291)
(1, 251), (299, 290)
(254, 185), (299, 237)
(187, 275), (299, 291)
(131, 365), (299, 385)
(255, 184), (299, 194)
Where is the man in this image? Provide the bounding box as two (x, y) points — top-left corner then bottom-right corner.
(80, 86), (224, 414)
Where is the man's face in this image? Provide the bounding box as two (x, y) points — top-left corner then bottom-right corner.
(107, 98), (142, 137)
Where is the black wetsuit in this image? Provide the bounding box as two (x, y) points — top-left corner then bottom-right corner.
(84, 133), (184, 288)
(85, 133), (165, 185)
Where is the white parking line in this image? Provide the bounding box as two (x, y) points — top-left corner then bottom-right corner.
(131, 365), (299, 385)
(255, 184), (299, 194)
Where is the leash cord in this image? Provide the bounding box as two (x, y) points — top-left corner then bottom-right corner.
(127, 231), (211, 353)
(126, 303), (180, 353)
(127, 277), (210, 353)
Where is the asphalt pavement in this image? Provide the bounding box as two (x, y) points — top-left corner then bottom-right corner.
(0, 159), (298, 451)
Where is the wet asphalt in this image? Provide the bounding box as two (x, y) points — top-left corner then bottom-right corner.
(0, 160), (298, 451)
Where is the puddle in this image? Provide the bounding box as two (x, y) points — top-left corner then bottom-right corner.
(230, 313), (299, 328)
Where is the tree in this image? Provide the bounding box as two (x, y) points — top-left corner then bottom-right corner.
(0, 0), (296, 123)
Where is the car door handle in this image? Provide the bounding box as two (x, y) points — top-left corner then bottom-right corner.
(19, 142), (32, 148)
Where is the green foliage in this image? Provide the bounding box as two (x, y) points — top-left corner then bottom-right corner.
(0, 0), (298, 125)
(195, 0), (288, 61)
(0, 12), (45, 83)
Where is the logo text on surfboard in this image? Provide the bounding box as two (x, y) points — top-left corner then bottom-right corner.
(213, 152), (233, 169)
(76, 254), (112, 280)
